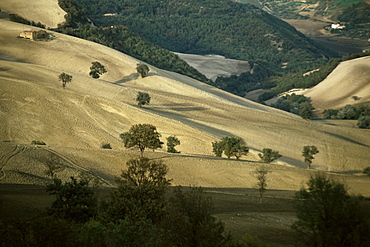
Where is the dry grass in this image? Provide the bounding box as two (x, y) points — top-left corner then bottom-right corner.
(0, 3), (369, 245)
(302, 56), (370, 115)
(0, 0), (66, 28)
(175, 52), (251, 81)
(0, 19), (370, 192)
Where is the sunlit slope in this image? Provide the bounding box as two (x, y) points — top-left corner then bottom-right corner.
(0, 0), (66, 28)
(1, 20), (370, 173)
(303, 56), (370, 114)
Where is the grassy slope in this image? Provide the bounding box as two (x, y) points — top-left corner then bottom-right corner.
(303, 56), (370, 114)
(0, 0), (66, 28)
(1, 18), (370, 195)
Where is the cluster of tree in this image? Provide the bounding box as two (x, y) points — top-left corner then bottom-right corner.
(292, 173), (370, 247)
(0, 157), (241, 247)
(212, 136), (249, 159)
(336, 2), (370, 40)
(271, 94), (315, 119)
(323, 104), (370, 128)
(57, 0), (90, 28)
(9, 14), (46, 28)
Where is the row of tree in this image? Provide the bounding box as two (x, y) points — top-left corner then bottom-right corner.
(270, 93), (315, 119)
(323, 104), (370, 129)
(120, 124), (319, 169)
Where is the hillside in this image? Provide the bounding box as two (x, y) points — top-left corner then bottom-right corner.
(0, 0), (66, 28)
(1, 15), (370, 196)
(76, 0), (334, 66)
(302, 56), (370, 114)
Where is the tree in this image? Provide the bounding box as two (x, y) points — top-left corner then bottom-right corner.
(254, 166), (270, 201)
(89, 61), (107, 78)
(357, 116), (370, 129)
(258, 148), (282, 163)
(161, 186), (232, 247)
(58, 72), (72, 89)
(46, 176), (97, 223)
(166, 136), (180, 153)
(136, 92), (151, 107)
(42, 153), (65, 179)
(103, 157), (171, 223)
(302, 145), (319, 169)
(299, 102), (314, 119)
(212, 136), (249, 159)
(223, 136), (249, 159)
(120, 124), (163, 156)
(136, 63), (150, 78)
(363, 167), (370, 177)
(212, 141), (224, 157)
(292, 174), (370, 247)
(337, 104), (356, 119)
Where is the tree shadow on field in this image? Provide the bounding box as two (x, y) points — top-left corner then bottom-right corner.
(114, 71), (157, 84)
(114, 73), (139, 84)
(151, 103), (208, 112)
(146, 107), (234, 138)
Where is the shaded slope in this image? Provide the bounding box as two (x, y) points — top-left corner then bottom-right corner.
(1, 19), (370, 181)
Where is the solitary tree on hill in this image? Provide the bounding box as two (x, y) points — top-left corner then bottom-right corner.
(104, 157), (171, 223)
(58, 72), (72, 89)
(212, 136), (249, 159)
(136, 63), (150, 78)
(302, 145), (319, 169)
(89, 61), (107, 78)
(254, 166), (270, 201)
(258, 148), (282, 163)
(120, 124), (163, 156)
(136, 92), (151, 107)
(166, 136), (180, 153)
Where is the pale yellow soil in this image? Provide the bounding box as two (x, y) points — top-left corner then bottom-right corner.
(175, 52), (251, 81)
(302, 56), (370, 115)
(0, 6), (369, 196)
(0, 0), (66, 28)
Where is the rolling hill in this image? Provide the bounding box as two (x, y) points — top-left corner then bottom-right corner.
(302, 56), (370, 114)
(0, 0), (369, 198)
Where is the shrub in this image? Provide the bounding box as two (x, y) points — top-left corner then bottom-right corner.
(32, 140), (46, 145)
(166, 136), (180, 153)
(357, 116), (370, 129)
(363, 167), (370, 177)
(258, 148), (282, 163)
(101, 143), (112, 149)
